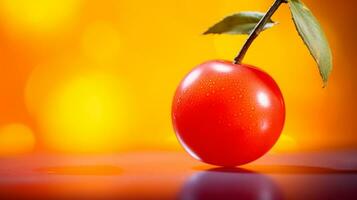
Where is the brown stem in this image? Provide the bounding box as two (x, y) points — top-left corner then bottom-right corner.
(233, 0), (287, 64)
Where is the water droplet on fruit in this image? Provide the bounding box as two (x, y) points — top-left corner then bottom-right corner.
(254, 122), (259, 128)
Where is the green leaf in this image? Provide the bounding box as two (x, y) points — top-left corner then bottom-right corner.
(288, 0), (333, 87)
(203, 12), (277, 35)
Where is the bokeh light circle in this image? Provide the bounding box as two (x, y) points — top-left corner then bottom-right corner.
(0, 123), (36, 156)
(25, 62), (131, 153)
(42, 72), (128, 153)
(0, 0), (82, 34)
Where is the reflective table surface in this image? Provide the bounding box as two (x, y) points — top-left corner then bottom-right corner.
(1, 151), (357, 199)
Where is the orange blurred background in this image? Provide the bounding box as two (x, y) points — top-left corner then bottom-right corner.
(0, 0), (355, 156)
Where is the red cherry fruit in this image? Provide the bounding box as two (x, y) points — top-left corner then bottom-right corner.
(172, 60), (285, 166)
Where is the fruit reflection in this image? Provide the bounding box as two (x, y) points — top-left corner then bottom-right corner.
(179, 168), (282, 200)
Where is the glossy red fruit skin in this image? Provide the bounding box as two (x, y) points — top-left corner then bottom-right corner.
(172, 60), (285, 166)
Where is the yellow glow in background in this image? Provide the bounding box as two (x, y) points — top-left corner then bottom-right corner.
(0, 0), (355, 155)
(0, 0), (81, 35)
(39, 72), (128, 153)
